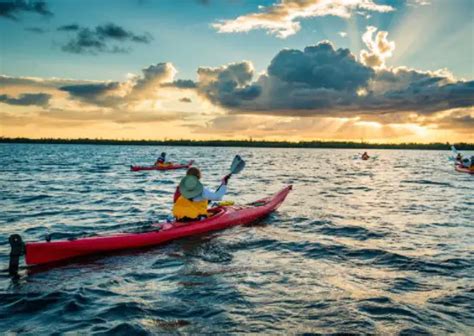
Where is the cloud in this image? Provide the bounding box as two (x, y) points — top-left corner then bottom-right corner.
(436, 109), (474, 133)
(0, 62), (196, 130)
(38, 108), (187, 124)
(163, 79), (197, 89)
(360, 26), (395, 68)
(25, 27), (46, 33)
(0, 0), (52, 20)
(197, 61), (262, 107)
(58, 23), (152, 54)
(58, 62), (177, 107)
(196, 41), (373, 110)
(268, 42), (373, 91)
(57, 24), (80, 31)
(212, 0), (394, 38)
(0, 75), (94, 89)
(0, 93), (51, 106)
(408, 0), (431, 6)
(193, 40), (474, 123)
(96, 23), (152, 43)
(0, 108), (188, 129)
(59, 82), (122, 106)
(179, 97), (192, 103)
(130, 63), (176, 97)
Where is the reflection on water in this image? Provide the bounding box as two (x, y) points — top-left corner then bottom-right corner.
(0, 144), (473, 334)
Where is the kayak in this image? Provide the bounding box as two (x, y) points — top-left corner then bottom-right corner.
(455, 164), (474, 174)
(131, 160), (194, 171)
(11, 186), (292, 267)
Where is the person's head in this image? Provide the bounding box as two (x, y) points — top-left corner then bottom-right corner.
(180, 167), (203, 199)
(187, 167), (201, 180)
(161, 152), (166, 156)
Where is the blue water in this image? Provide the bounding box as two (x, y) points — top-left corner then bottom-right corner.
(0, 144), (473, 334)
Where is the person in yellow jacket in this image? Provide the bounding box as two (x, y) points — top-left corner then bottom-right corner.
(173, 167), (230, 222)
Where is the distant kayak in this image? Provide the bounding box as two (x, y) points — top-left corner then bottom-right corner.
(455, 164), (474, 175)
(131, 160), (194, 171)
(353, 154), (378, 160)
(10, 186), (292, 267)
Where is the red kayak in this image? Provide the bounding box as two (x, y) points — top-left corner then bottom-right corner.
(130, 160), (194, 171)
(455, 164), (474, 175)
(11, 186), (292, 267)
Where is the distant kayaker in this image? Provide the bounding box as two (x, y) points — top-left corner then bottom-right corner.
(155, 152), (167, 166)
(362, 152), (369, 160)
(173, 167), (230, 222)
(460, 156), (471, 168)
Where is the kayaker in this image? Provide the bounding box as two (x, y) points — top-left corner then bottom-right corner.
(173, 167), (230, 222)
(362, 152), (369, 160)
(460, 156), (471, 168)
(456, 153), (463, 162)
(155, 152), (167, 166)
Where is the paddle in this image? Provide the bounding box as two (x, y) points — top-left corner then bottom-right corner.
(217, 155), (245, 191)
(230, 155), (246, 175)
(449, 145), (463, 163)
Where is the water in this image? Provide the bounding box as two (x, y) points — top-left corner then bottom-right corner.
(0, 143), (473, 335)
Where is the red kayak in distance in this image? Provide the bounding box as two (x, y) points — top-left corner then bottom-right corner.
(455, 164), (474, 175)
(130, 160), (194, 171)
(19, 186), (292, 266)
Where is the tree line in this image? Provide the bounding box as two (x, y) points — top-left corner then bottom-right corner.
(1, 137), (473, 150)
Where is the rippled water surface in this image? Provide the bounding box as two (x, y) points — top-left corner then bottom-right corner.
(1, 144), (473, 335)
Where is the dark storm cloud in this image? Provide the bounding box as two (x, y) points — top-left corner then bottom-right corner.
(59, 23), (152, 54)
(0, 0), (52, 20)
(194, 42), (474, 117)
(0, 92), (51, 106)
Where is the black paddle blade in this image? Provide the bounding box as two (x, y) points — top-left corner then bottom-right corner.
(230, 155), (245, 175)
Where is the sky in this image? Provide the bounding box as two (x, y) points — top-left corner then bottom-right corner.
(0, 0), (473, 143)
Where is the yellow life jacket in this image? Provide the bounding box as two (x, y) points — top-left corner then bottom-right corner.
(172, 196), (208, 220)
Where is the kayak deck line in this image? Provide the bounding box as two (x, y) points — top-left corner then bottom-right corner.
(130, 160), (194, 171)
(8, 185), (292, 273)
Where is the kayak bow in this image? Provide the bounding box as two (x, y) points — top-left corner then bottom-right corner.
(9, 186), (292, 269)
(131, 160), (194, 171)
(455, 164), (474, 175)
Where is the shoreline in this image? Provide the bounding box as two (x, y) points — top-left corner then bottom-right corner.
(1, 137), (473, 150)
